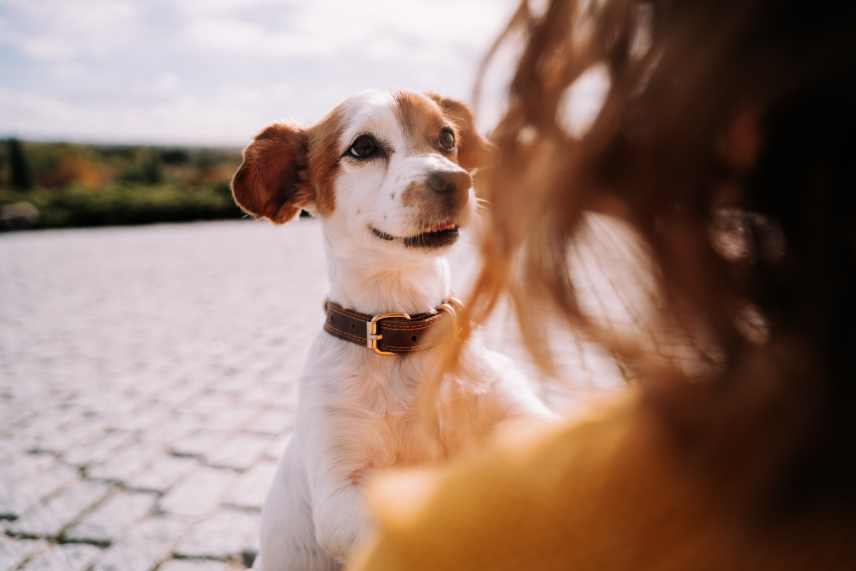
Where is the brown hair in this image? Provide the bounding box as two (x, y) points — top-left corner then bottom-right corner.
(445, 0), (856, 516)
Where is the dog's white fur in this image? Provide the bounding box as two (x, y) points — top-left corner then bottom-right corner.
(238, 90), (552, 570)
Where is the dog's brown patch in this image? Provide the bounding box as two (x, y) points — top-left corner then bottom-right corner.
(401, 177), (469, 222)
(395, 91), (450, 156)
(307, 107), (344, 216)
(231, 109), (344, 222)
(395, 90), (493, 172)
(401, 181), (421, 208)
(231, 123), (311, 223)
(427, 93), (493, 172)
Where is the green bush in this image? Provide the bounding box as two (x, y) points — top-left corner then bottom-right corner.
(159, 148), (191, 165)
(118, 148), (164, 185)
(0, 140), (246, 230)
(7, 138), (34, 190)
(0, 183), (243, 230)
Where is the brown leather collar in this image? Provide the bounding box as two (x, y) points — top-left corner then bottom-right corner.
(323, 299), (463, 356)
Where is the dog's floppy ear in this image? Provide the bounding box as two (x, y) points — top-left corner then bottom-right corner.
(232, 123), (312, 224)
(427, 93), (493, 172)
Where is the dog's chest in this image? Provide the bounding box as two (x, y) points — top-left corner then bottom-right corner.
(328, 357), (430, 467)
(312, 338), (510, 472)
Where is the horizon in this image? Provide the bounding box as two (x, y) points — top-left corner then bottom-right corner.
(2, 135), (246, 150)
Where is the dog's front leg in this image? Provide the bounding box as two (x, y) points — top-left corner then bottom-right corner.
(306, 412), (374, 564)
(311, 475), (372, 563)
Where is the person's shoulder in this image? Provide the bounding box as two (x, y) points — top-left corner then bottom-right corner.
(349, 391), (647, 571)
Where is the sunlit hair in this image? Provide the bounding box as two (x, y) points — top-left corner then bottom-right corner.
(427, 0), (856, 511)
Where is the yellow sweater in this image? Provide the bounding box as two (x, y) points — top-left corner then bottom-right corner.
(349, 391), (854, 571)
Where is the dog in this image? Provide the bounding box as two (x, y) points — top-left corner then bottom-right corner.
(231, 90), (553, 570)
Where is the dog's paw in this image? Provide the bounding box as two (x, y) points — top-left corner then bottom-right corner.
(313, 494), (372, 563)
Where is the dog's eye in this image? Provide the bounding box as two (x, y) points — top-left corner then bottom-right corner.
(439, 127), (456, 152)
(347, 135), (380, 159)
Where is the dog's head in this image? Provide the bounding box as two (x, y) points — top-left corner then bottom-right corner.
(232, 90), (491, 258)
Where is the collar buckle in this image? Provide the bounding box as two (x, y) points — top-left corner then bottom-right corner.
(367, 312), (411, 356)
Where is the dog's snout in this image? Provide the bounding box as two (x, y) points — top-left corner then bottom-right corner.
(426, 170), (471, 195)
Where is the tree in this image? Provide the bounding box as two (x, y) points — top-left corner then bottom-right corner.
(119, 148), (163, 185)
(159, 148), (190, 165)
(139, 149), (163, 185)
(8, 138), (33, 191)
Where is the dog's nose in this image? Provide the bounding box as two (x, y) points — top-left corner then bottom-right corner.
(426, 170), (471, 195)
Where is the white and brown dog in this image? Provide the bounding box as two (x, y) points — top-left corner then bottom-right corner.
(232, 90), (552, 570)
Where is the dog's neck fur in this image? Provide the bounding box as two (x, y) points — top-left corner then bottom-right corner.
(325, 248), (452, 317)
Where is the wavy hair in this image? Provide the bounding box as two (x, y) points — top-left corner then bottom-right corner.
(434, 0), (856, 513)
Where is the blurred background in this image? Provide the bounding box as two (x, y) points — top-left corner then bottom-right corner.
(0, 1), (629, 570)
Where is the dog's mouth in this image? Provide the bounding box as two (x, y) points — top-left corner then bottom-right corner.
(371, 222), (460, 249)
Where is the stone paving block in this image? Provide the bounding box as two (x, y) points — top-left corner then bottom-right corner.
(1, 455), (78, 521)
(19, 543), (100, 571)
(136, 413), (201, 445)
(223, 462), (277, 511)
(0, 408), (32, 437)
(168, 432), (231, 459)
(125, 455), (197, 494)
(0, 536), (48, 570)
(243, 409), (293, 437)
(63, 430), (134, 468)
(0, 440), (18, 463)
(65, 491), (156, 546)
(32, 410), (83, 435)
(11, 417), (68, 455)
(147, 381), (201, 409)
(204, 435), (270, 471)
(30, 423), (106, 456)
(242, 383), (298, 409)
(85, 446), (151, 485)
(201, 409), (259, 434)
(105, 405), (172, 433)
(70, 391), (136, 418)
(238, 384), (278, 409)
(159, 467), (236, 518)
(7, 480), (110, 539)
(175, 508), (259, 561)
(208, 373), (263, 395)
(92, 516), (190, 571)
(157, 559), (239, 571)
(179, 392), (244, 419)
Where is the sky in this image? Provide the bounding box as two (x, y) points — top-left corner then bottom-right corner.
(0, 0), (518, 147)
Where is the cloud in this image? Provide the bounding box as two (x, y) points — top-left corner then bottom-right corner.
(175, 0), (284, 18)
(183, 1), (507, 63)
(2, 0), (141, 62)
(0, 0), (517, 145)
(184, 18), (316, 59)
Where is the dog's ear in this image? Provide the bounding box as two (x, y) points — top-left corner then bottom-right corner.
(427, 93), (493, 172)
(231, 123), (312, 224)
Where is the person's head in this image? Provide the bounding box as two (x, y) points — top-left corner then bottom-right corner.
(461, 0), (856, 514)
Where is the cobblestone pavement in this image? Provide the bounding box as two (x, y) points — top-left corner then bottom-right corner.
(0, 219), (640, 571)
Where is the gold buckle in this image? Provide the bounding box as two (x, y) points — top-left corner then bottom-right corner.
(367, 312), (411, 356)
